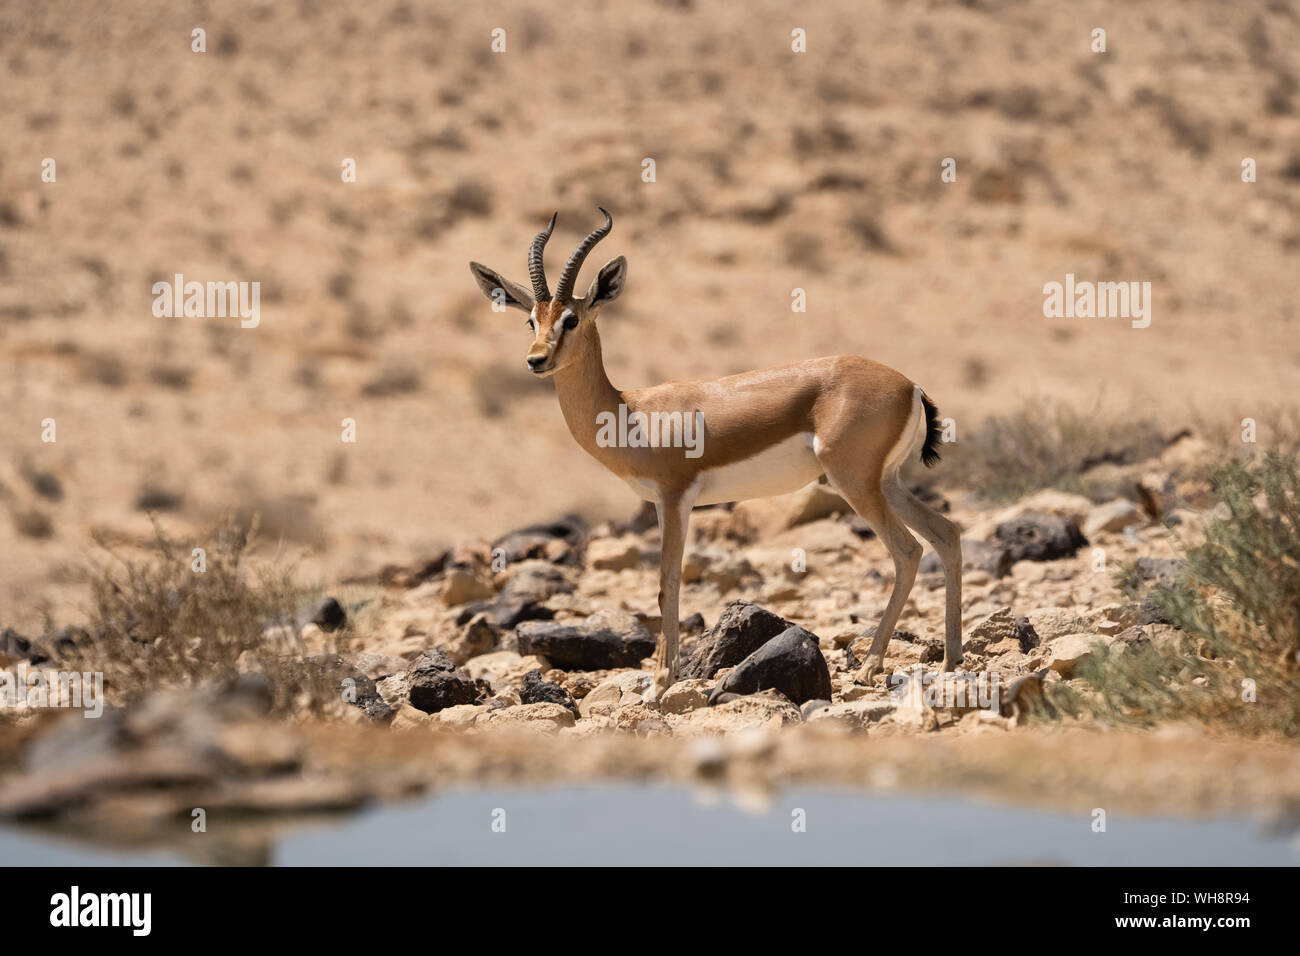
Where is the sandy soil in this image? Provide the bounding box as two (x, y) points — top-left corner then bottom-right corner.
(2, 1), (1300, 631)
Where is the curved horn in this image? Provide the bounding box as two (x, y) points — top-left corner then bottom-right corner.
(554, 208), (613, 301)
(528, 212), (557, 302)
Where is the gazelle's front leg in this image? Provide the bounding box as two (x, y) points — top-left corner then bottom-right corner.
(650, 486), (695, 700)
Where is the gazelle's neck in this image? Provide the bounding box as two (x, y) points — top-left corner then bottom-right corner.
(552, 327), (623, 458)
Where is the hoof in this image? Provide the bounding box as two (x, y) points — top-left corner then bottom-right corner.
(855, 654), (883, 684)
(942, 655), (964, 673)
(652, 667), (675, 701)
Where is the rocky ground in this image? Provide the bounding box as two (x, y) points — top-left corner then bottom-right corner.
(4, 0), (1300, 631)
(5, 429), (1299, 852)
(302, 430), (1208, 739)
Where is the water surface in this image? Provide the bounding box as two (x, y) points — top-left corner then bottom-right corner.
(2, 785), (1294, 866)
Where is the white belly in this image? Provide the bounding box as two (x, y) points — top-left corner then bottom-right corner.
(695, 431), (823, 506)
(621, 474), (661, 502)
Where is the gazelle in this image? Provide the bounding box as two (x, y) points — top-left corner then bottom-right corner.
(470, 210), (963, 698)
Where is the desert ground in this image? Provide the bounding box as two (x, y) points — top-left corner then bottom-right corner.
(1, 0), (1299, 852)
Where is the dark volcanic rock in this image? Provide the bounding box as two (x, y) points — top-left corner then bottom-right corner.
(1000, 668), (1052, 718)
(615, 500), (660, 535)
(345, 675), (394, 723)
(286, 655), (390, 722)
(1131, 557), (1188, 627)
(50, 626), (94, 658)
(1138, 593), (1177, 626)
(707, 625), (833, 706)
(502, 562), (573, 600)
(1015, 616), (1041, 653)
(1134, 556), (1186, 589)
(846, 515), (877, 539)
(380, 552), (449, 589)
(516, 611), (656, 670)
(993, 511), (1087, 563)
(406, 649), (490, 713)
(679, 601), (795, 680)
(492, 514), (586, 566)
(454, 562), (570, 630)
(681, 612), (707, 635)
(0, 628), (50, 666)
(456, 598), (555, 630)
(909, 484), (950, 512)
(520, 669), (579, 716)
(918, 539), (1013, 578)
(310, 596), (348, 633)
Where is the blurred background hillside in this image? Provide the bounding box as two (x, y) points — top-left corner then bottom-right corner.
(1, 0), (1298, 629)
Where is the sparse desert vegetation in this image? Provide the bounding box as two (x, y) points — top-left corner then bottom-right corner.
(1, 0), (1298, 864)
(1057, 453), (1300, 736)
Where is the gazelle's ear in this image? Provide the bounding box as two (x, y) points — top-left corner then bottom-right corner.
(585, 256), (627, 309)
(469, 262), (535, 313)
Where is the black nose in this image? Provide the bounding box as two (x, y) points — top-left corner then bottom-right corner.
(527, 355), (546, 370)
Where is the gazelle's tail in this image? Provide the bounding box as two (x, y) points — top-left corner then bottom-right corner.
(920, 391), (943, 468)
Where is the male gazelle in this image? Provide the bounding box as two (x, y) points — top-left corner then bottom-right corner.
(470, 210), (963, 698)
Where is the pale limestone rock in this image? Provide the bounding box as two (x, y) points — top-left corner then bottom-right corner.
(1083, 499), (1141, 536)
(806, 699), (896, 730)
(476, 702), (575, 731)
(375, 673), (410, 707)
(733, 483), (850, 539)
(437, 704), (482, 728)
(659, 679), (710, 715)
(464, 651), (549, 685)
(298, 623), (326, 648)
(1024, 607), (1090, 641)
(879, 701), (938, 733)
(1037, 632), (1115, 678)
(761, 583), (802, 603)
(681, 547), (754, 592)
(671, 694), (801, 735)
(586, 535), (642, 571)
(839, 682), (873, 702)
(578, 670), (653, 718)
(441, 567), (494, 606)
(441, 612), (498, 665)
(966, 607), (1018, 653)
(562, 717), (615, 737)
(612, 703), (672, 735)
(389, 706), (435, 731)
(1090, 602), (1138, 629)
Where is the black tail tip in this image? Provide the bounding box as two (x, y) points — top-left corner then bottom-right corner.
(920, 392), (943, 468)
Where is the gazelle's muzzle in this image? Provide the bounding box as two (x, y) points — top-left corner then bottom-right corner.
(526, 348), (555, 375)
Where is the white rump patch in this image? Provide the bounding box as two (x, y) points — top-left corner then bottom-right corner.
(884, 386), (925, 474)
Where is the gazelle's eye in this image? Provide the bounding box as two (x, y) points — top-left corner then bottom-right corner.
(563, 314), (579, 330)
(526, 319), (536, 332)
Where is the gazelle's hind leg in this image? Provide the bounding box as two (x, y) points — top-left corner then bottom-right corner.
(817, 454), (922, 683)
(884, 480), (964, 670)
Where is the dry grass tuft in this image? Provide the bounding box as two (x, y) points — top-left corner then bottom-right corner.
(62, 517), (346, 714)
(919, 399), (1168, 502)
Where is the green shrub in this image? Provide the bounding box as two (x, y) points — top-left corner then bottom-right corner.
(1048, 453), (1300, 736)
